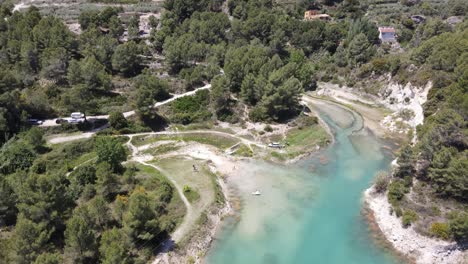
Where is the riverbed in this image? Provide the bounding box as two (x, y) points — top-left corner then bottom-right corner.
(206, 100), (400, 264)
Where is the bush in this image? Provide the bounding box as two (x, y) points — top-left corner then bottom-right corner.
(402, 210), (418, 227)
(183, 185), (192, 193)
(249, 105), (268, 122)
(182, 185), (199, 203)
(374, 171), (390, 193)
(109, 111), (128, 130)
(430, 222), (450, 239)
(387, 180), (408, 205)
(371, 58), (390, 74)
(169, 90), (212, 124)
(234, 144), (253, 157)
(264, 125), (273, 132)
(298, 116), (318, 128)
(394, 207), (403, 217)
(449, 211), (468, 242)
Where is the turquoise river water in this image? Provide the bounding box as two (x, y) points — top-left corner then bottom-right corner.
(206, 101), (401, 264)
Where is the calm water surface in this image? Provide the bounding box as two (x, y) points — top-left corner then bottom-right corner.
(206, 102), (400, 264)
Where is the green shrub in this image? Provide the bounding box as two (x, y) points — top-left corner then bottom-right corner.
(183, 185), (200, 203)
(430, 222), (450, 239)
(169, 90), (212, 124)
(264, 125), (273, 132)
(374, 171), (390, 193)
(109, 111), (128, 130)
(387, 180), (408, 205)
(394, 207), (403, 217)
(402, 175), (413, 188)
(183, 185), (192, 193)
(357, 63), (373, 78)
(233, 144), (253, 157)
(448, 211), (468, 242)
(371, 58), (390, 74)
(188, 256), (195, 264)
(402, 210), (418, 227)
(298, 116), (318, 128)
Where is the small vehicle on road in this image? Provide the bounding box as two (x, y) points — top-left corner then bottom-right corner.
(27, 119), (43, 125)
(268, 142), (284, 149)
(68, 118), (85, 124)
(70, 112), (85, 119)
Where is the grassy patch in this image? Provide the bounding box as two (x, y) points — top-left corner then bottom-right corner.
(266, 133), (284, 143)
(283, 122), (330, 158)
(155, 157), (218, 208)
(39, 138), (96, 173)
(160, 90), (212, 125)
(233, 144), (253, 157)
(183, 185), (201, 203)
(68, 152), (97, 168)
(134, 163), (165, 181)
(134, 164), (186, 229)
(142, 143), (181, 156)
(133, 133), (239, 149)
(207, 171), (225, 205)
(270, 151), (287, 162)
(170, 122), (214, 131)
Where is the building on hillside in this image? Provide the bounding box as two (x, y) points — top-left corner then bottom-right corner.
(378, 27), (397, 43)
(304, 10), (318, 18)
(304, 10), (331, 21)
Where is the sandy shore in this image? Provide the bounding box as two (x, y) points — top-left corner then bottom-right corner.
(364, 188), (467, 264)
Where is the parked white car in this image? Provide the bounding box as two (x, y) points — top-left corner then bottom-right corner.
(268, 142), (284, 149)
(68, 118), (85, 124)
(70, 112), (85, 119)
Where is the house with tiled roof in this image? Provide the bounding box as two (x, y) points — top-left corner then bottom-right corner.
(304, 10), (331, 21)
(378, 27), (397, 43)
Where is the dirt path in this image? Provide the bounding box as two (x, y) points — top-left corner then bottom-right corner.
(129, 130), (266, 148)
(41, 84), (212, 127)
(48, 129), (268, 150)
(65, 157), (97, 177)
(126, 136), (195, 243)
(150, 143), (237, 264)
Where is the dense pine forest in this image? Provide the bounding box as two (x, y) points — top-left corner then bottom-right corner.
(0, 0), (466, 263)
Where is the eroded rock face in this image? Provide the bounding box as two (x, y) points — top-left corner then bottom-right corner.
(379, 80), (432, 140)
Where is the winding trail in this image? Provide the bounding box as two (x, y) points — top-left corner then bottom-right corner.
(125, 136), (194, 243)
(48, 129), (267, 149)
(126, 136), (234, 264)
(65, 157), (97, 177)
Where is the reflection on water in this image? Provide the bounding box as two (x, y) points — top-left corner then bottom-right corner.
(207, 102), (399, 264)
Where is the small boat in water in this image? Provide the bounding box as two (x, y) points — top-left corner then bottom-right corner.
(252, 190), (261, 196)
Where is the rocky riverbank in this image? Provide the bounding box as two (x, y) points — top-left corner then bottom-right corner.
(314, 84), (466, 264)
(364, 187), (467, 264)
